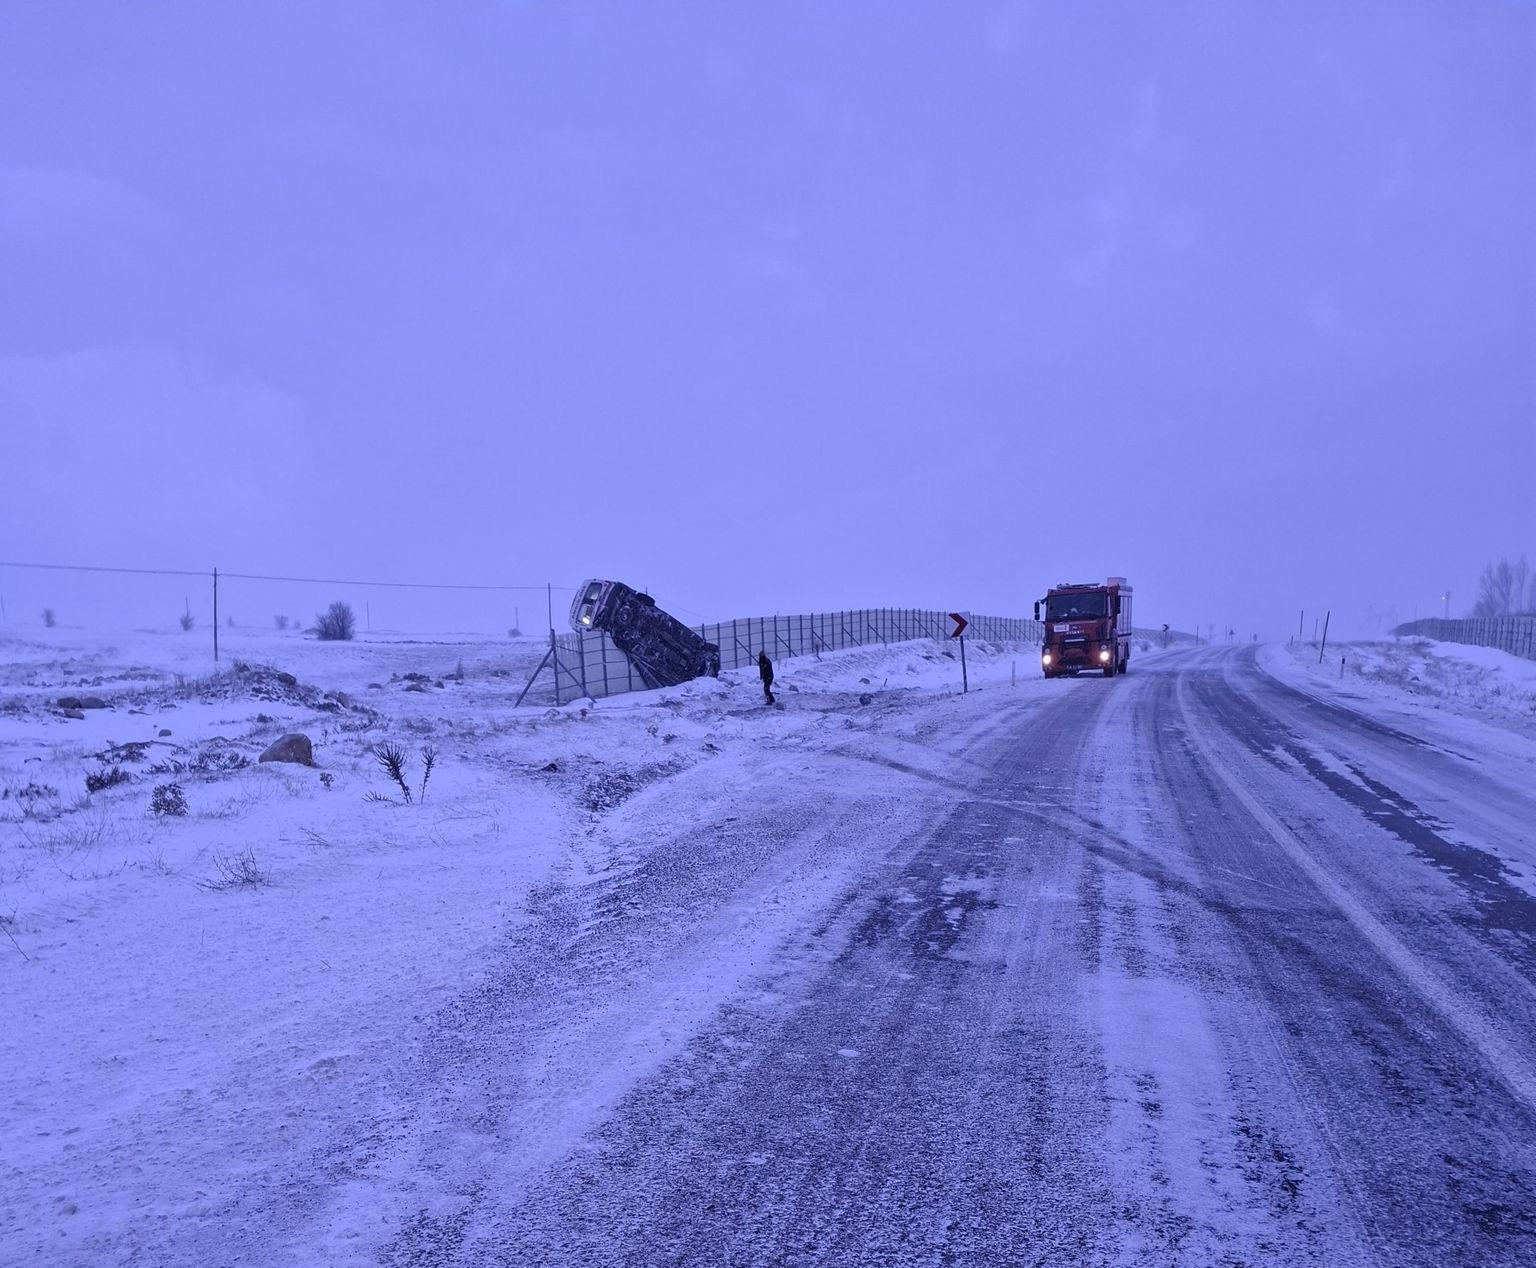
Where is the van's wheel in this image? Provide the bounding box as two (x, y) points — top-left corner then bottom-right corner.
(1103, 660), (1116, 678)
(1121, 655), (1130, 675)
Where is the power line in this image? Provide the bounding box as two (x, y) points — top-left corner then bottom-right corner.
(0, 560), (208, 579)
(0, 559), (571, 592)
(222, 571), (570, 593)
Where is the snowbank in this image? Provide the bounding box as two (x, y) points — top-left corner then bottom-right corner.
(1260, 636), (1536, 737)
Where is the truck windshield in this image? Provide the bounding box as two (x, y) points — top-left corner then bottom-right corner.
(1046, 592), (1108, 620)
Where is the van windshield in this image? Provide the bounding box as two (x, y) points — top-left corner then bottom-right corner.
(1046, 592), (1108, 620)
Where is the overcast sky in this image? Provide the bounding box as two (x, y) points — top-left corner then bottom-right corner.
(2, 2), (1532, 637)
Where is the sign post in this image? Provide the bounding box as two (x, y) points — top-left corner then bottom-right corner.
(949, 612), (969, 693)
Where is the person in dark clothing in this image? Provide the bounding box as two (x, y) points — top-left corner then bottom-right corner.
(757, 651), (775, 705)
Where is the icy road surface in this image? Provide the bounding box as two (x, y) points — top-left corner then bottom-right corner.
(360, 647), (1533, 1264)
(7, 638), (1536, 1265)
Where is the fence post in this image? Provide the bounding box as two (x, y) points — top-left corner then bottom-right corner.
(548, 625), (560, 703)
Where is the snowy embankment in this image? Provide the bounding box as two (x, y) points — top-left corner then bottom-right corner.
(1260, 635), (1536, 739)
(0, 625), (1063, 1263)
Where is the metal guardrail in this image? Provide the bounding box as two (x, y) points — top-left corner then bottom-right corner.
(1390, 616), (1536, 663)
(537, 608), (1045, 705)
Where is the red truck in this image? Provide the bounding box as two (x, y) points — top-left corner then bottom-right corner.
(1033, 577), (1134, 678)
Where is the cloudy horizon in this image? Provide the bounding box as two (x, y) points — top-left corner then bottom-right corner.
(3, 2), (1532, 640)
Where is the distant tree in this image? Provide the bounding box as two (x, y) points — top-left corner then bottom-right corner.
(179, 610), (195, 632)
(41, 608), (55, 628)
(274, 615), (290, 631)
(315, 600), (356, 642)
(1473, 555), (1535, 618)
(226, 615), (235, 628)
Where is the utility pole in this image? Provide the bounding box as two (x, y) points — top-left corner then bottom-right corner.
(1318, 610), (1331, 663)
(212, 568), (219, 663)
(1442, 590), (1451, 620)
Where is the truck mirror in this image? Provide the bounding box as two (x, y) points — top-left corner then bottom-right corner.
(1033, 601), (1040, 621)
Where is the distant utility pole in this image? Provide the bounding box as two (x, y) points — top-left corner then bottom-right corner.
(1299, 609), (1304, 641)
(1442, 590), (1451, 620)
(1318, 610), (1331, 663)
(212, 567), (219, 663)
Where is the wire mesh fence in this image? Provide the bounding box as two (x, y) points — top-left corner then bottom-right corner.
(1391, 616), (1536, 662)
(540, 608), (1045, 705)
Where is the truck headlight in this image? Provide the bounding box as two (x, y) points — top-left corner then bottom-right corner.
(1099, 649), (1111, 662)
(1042, 653), (1052, 664)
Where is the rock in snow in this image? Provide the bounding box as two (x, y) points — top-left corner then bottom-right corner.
(258, 733), (315, 766)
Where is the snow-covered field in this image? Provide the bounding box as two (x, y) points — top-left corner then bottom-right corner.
(0, 625), (1056, 1264)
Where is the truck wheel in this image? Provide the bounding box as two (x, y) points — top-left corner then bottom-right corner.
(1121, 655), (1130, 675)
(1104, 659), (1117, 678)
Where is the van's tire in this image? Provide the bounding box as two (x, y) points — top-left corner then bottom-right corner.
(1121, 655), (1130, 675)
(1104, 659), (1117, 678)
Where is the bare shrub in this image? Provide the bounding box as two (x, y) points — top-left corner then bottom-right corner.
(197, 847), (270, 891)
(3, 782), (62, 821)
(179, 609), (195, 632)
(17, 810), (125, 880)
(370, 742), (440, 804)
(151, 783), (188, 817)
(315, 601), (356, 642)
(375, 741), (413, 803)
(85, 767), (131, 794)
(275, 615), (290, 631)
(149, 749), (248, 777)
(419, 745), (438, 803)
(41, 609), (56, 628)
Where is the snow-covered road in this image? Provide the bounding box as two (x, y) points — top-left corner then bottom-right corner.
(9, 637), (1536, 1265)
(344, 646), (1536, 1264)
(402, 645), (1529, 1267)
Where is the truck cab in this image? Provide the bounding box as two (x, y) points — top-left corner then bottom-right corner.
(1033, 577), (1133, 678)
